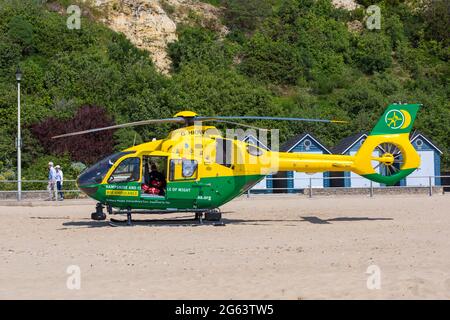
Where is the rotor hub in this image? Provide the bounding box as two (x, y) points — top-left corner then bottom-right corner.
(381, 153), (395, 166)
(174, 111), (198, 118)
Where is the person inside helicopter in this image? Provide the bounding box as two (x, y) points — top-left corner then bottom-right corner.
(142, 159), (166, 196)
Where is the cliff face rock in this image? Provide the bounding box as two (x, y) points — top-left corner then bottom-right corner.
(88, 1), (359, 73)
(332, 0), (359, 11)
(92, 0), (226, 74)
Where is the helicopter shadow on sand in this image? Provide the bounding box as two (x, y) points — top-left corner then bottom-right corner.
(58, 213), (234, 229)
(58, 212), (393, 229)
(222, 215), (393, 226)
(59, 218), (110, 230)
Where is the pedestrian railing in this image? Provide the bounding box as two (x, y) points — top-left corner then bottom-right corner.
(0, 179), (82, 200)
(0, 175), (449, 201)
(246, 175), (450, 198)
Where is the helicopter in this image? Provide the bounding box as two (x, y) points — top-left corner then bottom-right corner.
(53, 103), (421, 226)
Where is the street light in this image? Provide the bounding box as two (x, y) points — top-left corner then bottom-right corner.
(16, 67), (22, 201)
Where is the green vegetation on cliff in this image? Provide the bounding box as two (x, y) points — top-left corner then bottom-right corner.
(0, 0), (448, 181)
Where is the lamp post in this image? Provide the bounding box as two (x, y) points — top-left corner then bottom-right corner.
(16, 67), (22, 201)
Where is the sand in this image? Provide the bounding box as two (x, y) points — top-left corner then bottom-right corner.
(0, 194), (449, 299)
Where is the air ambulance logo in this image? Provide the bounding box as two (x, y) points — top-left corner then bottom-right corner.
(385, 109), (411, 130)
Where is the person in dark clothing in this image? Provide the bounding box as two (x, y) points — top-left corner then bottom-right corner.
(142, 163), (166, 196)
(148, 164), (166, 195)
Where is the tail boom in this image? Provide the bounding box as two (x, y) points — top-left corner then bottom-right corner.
(241, 103), (421, 186)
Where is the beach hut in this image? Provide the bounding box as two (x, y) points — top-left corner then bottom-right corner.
(331, 131), (443, 187)
(406, 132), (443, 186)
(331, 132), (382, 187)
(243, 135), (273, 193)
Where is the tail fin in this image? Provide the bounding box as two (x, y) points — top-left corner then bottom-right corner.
(370, 103), (421, 136)
(352, 103), (421, 186)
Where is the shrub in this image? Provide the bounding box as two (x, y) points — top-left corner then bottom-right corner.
(354, 32), (392, 74)
(239, 34), (302, 84)
(0, 37), (21, 70)
(113, 128), (143, 152)
(7, 16), (34, 54)
(421, 0), (450, 45)
(107, 32), (149, 64)
(168, 26), (233, 71)
(30, 105), (115, 164)
(222, 0), (272, 33)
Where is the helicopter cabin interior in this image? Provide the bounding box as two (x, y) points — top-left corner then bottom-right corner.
(141, 156), (168, 197)
(105, 153), (204, 199)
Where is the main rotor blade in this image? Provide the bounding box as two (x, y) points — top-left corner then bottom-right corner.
(196, 116), (347, 124)
(52, 117), (185, 139)
(210, 120), (269, 131)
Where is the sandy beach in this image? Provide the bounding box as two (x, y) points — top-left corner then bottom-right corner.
(0, 194), (449, 299)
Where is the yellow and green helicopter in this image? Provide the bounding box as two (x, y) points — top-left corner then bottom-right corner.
(54, 103), (421, 225)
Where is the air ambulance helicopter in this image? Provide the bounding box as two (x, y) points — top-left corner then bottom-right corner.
(53, 103), (421, 226)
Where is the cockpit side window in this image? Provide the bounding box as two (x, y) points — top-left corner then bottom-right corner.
(107, 157), (141, 183)
(77, 151), (135, 185)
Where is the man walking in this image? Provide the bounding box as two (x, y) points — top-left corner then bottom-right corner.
(47, 162), (57, 201)
(55, 165), (64, 201)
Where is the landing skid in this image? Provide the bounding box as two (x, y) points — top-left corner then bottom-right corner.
(91, 203), (223, 227)
(108, 216), (225, 227)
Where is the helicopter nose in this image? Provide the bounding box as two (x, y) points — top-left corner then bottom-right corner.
(76, 176), (99, 197)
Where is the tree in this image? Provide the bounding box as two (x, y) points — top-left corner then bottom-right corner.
(422, 0), (450, 46)
(354, 32), (392, 74)
(0, 37), (21, 70)
(7, 16), (34, 54)
(0, 0), (448, 173)
(30, 105), (115, 164)
(239, 33), (303, 84)
(168, 26), (233, 71)
(107, 32), (149, 64)
(222, 0), (273, 33)
(113, 128), (143, 152)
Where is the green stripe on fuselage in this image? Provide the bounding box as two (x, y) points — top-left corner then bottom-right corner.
(83, 174), (265, 210)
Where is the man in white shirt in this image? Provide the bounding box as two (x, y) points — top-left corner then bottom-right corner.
(55, 165), (64, 201)
(47, 162), (57, 201)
